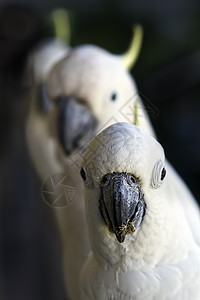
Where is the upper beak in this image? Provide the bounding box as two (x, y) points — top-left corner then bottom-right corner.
(58, 96), (98, 155)
(99, 173), (145, 243)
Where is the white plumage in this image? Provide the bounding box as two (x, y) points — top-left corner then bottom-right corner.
(80, 122), (200, 300)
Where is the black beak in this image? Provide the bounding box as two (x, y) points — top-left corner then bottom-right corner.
(58, 96), (98, 155)
(99, 173), (146, 243)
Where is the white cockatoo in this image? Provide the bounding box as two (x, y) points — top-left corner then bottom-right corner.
(80, 122), (200, 300)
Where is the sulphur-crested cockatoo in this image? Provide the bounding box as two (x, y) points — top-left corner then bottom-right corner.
(80, 122), (200, 300)
(27, 25), (155, 300)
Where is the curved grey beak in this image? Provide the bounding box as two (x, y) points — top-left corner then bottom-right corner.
(58, 96), (98, 155)
(99, 173), (146, 243)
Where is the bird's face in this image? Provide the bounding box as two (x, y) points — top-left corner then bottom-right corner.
(45, 45), (139, 157)
(80, 122), (166, 244)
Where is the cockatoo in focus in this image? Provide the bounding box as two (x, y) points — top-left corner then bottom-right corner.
(80, 122), (200, 300)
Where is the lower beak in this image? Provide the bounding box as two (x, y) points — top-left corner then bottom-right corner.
(58, 96), (98, 155)
(99, 173), (145, 243)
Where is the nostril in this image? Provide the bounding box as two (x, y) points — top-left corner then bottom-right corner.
(127, 174), (137, 186)
(101, 174), (111, 186)
(130, 175), (136, 184)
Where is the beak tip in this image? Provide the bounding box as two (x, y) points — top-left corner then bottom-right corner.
(115, 232), (126, 243)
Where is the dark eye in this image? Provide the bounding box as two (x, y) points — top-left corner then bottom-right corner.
(161, 168), (166, 181)
(80, 168), (87, 181)
(111, 92), (117, 101)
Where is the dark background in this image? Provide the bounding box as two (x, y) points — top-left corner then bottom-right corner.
(0, 1), (200, 299)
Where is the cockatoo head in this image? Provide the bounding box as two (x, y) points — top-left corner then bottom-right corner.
(80, 122), (166, 247)
(43, 26), (152, 157)
(46, 46), (138, 156)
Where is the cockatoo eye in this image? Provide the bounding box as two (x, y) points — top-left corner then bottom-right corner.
(80, 167), (87, 181)
(151, 159), (166, 188)
(161, 167), (166, 181)
(110, 92), (117, 102)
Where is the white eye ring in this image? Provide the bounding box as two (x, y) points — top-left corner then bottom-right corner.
(151, 159), (166, 188)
